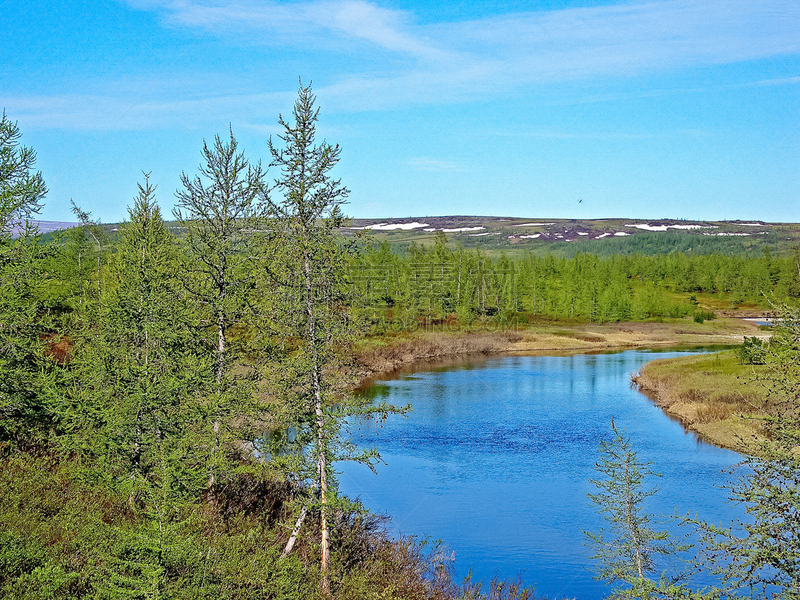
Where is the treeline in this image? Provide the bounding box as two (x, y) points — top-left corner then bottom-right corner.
(526, 229), (793, 258)
(350, 235), (800, 326)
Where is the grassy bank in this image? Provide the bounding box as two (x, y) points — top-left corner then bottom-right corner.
(631, 350), (771, 451)
(354, 317), (765, 378)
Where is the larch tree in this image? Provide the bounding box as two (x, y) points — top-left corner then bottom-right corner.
(69, 199), (105, 304)
(59, 174), (208, 596)
(0, 110), (50, 447)
(173, 129), (268, 495)
(266, 82), (404, 597)
(104, 173), (206, 492)
(691, 306), (800, 599)
(586, 421), (690, 599)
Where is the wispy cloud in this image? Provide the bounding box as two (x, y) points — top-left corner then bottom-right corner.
(10, 0), (800, 129)
(745, 76), (800, 87)
(3, 90), (291, 131)
(129, 0), (800, 107)
(127, 0), (450, 59)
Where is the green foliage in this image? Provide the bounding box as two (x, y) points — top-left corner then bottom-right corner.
(174, 130), (269, 492)
(586, 421), (690, 599)
(263, 82), (408, 595)
(350, 244), (734, 328)
(737, 336), (767, 364)
(0, 110), (47, 233)
(693, 310), (716, 324)
(690, 307), (800, 599)
(58, 175), (207, 484)
(0, 112), (53, 449)
(69, 199), (109, 305)
(350, 238), (800, 330)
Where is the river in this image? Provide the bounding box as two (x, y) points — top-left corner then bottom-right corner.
(339, 348), (745, 599)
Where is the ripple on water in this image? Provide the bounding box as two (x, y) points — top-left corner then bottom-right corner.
(341, 349), (745, 600)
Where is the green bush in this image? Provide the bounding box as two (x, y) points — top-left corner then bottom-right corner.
(693, 309), (716, 323)
(738, 336), (767, 364)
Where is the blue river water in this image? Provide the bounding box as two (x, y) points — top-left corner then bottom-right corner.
(338, 349), (745, 599)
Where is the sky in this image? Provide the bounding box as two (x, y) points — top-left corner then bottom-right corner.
(2, 0), (799, 223)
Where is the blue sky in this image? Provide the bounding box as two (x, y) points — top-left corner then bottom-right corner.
(2, 0), (799, 223)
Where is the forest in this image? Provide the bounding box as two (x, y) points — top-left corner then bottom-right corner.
(348, 237), (799, 328)
(1, 86), (799, 599)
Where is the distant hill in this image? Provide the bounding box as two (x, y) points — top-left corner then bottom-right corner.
(20, 216), (799, 257)
(340, 216), (800, 257)
(8, 220), (79, 238)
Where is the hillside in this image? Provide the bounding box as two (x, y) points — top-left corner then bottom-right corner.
(26, 216), (800, 257)
(340, 216), (800, 256)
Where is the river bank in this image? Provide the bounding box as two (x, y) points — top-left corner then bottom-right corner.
(631, 350), (771, 452)
(354, 316), (763, 377)
(353, 317), (768, 452)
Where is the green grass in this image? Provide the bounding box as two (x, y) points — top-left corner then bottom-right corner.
(634, 350), (771, 450)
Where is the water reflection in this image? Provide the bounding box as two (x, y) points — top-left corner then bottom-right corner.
(341, 348), (743, 600)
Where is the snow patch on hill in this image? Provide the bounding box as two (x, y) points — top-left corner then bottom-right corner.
(625, 223), (717, 232)
(354, 222), (430, 231)
(442, 226), (485, 232)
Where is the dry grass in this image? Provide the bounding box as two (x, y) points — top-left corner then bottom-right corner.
(356, 332), (522, 375)
(631, 350), (770, 451)
(354, 318), (765, 381)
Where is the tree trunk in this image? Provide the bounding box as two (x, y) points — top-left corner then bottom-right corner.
(305, 254), (330, 596)
(208, 310), (225, 494)
(77, 250), (83, 304)
(625, 462), (645, 579)
(96, 245), (101, 301)
(457, 252), (462, 305)
(282, 505), (308, 558)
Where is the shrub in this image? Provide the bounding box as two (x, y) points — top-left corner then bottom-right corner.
(693, 309), (716, 323)
(738, 336), (767, 364)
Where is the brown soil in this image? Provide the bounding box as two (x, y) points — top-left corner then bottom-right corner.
(41, 333), (73, 364)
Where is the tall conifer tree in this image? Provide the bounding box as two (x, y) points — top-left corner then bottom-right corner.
(0, 111), (49, 447)
(174, 131), (268, 494)
(266, 82), (404, 597)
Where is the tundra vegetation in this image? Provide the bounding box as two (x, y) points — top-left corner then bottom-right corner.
(1, 89), (799, 599)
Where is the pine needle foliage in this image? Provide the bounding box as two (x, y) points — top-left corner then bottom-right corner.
(264, 81), (407, 597)
(173, 129), (269, 493)
(586, 421), (689, 599)
(0, 110), (50, 449)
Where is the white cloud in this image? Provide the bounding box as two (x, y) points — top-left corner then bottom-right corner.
(2, 89), (291, 132)
(746, 76), (800, 87)
(289, 0), (800, 109)
(130, 0), (800, 78)
(10, 0), (800, 129)
(127, 0), (449, 59)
